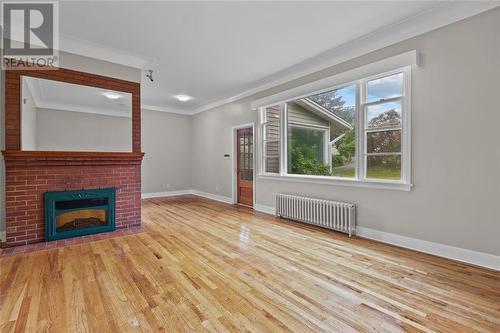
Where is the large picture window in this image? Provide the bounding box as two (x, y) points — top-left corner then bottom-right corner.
(259, 66), (411, 189)
(286, 84), (356, 178)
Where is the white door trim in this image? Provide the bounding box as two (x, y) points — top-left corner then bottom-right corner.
(231, 123), (256, 207)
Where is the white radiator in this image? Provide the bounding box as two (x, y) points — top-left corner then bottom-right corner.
(276, 194), (356, 236)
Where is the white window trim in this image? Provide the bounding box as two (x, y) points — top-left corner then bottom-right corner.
(256, 53), (415, 191)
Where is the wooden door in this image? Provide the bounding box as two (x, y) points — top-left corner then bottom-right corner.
(237, 127), (253, 207)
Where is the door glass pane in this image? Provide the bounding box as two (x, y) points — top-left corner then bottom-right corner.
(366, 155), (401, 180)
(367, 73), (403, 103)
(238, 129), (253, 181)
(366, 101), (401, 129)
(367, 130), (401, 153)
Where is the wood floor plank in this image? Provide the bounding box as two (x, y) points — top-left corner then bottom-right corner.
(1, 195), (499, 332)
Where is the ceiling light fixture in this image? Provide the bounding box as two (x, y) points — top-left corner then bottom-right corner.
(102, 91), (122, 100)
(175, 94), (192, 102)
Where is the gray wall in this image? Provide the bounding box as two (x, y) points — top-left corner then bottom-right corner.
(192, 100), (255, 196)
(35, 108), (132, 152)
(141, 109), (192, 193)
(191, 8), (500, 256)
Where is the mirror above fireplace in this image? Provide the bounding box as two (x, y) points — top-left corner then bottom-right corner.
(21, 76), (133, 152)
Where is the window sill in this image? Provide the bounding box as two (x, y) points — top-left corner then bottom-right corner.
(257, 173), (412, 191)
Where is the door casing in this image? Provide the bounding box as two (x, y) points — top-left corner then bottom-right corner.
(231, 123), (255, 207)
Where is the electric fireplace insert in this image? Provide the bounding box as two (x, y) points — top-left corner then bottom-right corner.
(45, 188), (116, 241)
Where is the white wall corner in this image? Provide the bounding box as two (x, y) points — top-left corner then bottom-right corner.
(356, 227), (500, 271)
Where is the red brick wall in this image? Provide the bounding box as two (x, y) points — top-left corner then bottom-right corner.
(4, 157), (142, 247)
(3, 66), (143, 247)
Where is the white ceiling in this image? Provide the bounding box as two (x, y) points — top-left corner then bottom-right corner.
(57, 1), (498, 114)
(23, 77), (132, 118)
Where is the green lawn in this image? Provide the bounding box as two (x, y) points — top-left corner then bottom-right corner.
(332, 166), (400, 180)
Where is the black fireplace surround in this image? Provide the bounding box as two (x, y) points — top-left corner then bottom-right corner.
(44, 188), (116, 241)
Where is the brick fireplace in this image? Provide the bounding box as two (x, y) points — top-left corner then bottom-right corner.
(2, 67), (143, 247)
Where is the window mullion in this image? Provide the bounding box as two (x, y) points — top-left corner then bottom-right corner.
(364, 96), (402, 107)
(357, 81), (365, 181)
(402, 66), (412, 185)
(260, 108), (265, 174)
(280, 103), (287, 176)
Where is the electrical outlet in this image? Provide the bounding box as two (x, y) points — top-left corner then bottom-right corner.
(215, 186), (219, 192)
(166, 184), (171, 189)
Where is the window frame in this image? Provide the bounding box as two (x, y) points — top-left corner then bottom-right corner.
(258, 66), (412, 191)
(361, 68), (409, 184)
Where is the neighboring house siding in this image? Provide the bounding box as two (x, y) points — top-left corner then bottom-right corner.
(265, 105), (280, 173)
(287, 102), (329, 127)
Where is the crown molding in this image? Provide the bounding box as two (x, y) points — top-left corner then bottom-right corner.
(250, 50), (417, 110)
(141, 104), (192, 115)
(59, 34), (154, 69)
(23, 78), (132, 118)
(36, 101), (132, 118)
(190, 1), (499, 115)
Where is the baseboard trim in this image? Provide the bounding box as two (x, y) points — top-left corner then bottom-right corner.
(251, 204), (499, 270)
(142, 190), (192, 199)
(254, 204), (276, 215)
(140, 193), (499, 271)
(356, 227), (500, 271)
(190, 190), (234, 204)
(142, 189), (234, 204)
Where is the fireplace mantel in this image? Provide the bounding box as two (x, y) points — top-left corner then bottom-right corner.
(2, 150), (145, 166)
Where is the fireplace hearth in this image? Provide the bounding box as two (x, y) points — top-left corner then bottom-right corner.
(45, 188), (116, 241)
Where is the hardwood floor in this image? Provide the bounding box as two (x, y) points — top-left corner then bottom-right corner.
(1, 195), (499, 332)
